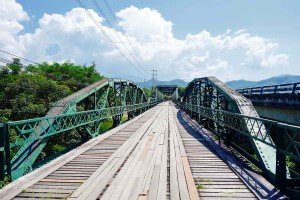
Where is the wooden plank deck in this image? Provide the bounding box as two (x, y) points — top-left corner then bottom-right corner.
(0, 102), (259, 200)
(171, 106), (257, 200)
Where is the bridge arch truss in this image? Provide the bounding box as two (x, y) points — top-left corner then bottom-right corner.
(0, 78), (157, 180)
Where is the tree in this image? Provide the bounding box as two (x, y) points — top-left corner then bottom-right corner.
(178, 86), (186, 97)
(143, 88), (151, 98)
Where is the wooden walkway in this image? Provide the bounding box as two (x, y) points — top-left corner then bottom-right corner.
(0, 102), (258, 200)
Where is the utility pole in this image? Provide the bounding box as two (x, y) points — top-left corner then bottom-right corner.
(91, 61), (96, 68)
(143, 78), (146, 89)
(150, 68), (157, 89)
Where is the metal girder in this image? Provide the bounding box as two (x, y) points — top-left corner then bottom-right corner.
(156, 85), (179, 101)
(180, 77), (291, 182)
(236, 82), (300, 107)
(155, 88), (164, 101)
(1, 78), (152, 180)
(156, 85), (177, 95)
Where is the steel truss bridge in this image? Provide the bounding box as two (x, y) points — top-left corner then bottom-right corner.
(237, 82), (300, 107)
(0, 77), (299, 200)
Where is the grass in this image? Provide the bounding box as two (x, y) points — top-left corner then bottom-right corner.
(99, 114), (128, 132)
(0, 176), (10, 189)
(122, 114), (128, 122)
(196, 184), (205, 189)
(196, 177), (211, 189)
(286, 155), (296, 169)
(213, 133), (221, 140)
(99, 118), (113, 132)
(198, 178), (212, 182)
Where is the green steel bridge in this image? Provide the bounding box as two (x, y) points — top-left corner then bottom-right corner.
(0, 77), (299, 200)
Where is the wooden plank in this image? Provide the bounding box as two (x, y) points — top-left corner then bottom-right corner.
(30, 184), (79, 189)
(123, 131), (159, 199)
(156, 124), (168, 200)
(40, 179), (84, 183)
(17, 192), (69, 198)
(127, 126), (161, 199)
(138, 195), (148, 200)
(148, 127), (165, 199)
(69, 106), (163, 200)
(0, 107), (155, 200)
(170, 107), (199, 200)
(159, 133), (165, 145)
(170, 115), (190, 200)
(182, 157), (200, 200)
(106, 108), (167, 200)
(169, 108), (180, 200)
(25, 188), (73, 193)
(173, 105), (258, 200)
(139, 133), (155, 161)
(106, 108), (166, 200)
(198, 188), (253, 193)
(199, 192), (256, 198)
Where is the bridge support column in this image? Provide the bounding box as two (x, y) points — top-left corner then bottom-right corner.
(0, 124), (11, 181)
(0, 125), (5, 181)
(275, 126), (287, 193)
(113, 115), (122, 127)
(128, 111), (134, 119)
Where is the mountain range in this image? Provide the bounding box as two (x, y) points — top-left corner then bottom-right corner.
(137, 74), (300, 90)
(136, 79), (189, 88)
(226, 74), (300, 89)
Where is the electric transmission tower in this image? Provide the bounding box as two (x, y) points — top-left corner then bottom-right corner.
(150, 68), (158, 89)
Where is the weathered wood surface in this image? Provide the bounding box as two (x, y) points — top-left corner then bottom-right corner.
(0, 105), (158, 200)
(0, 102), (258, 200)
(172, 105), (257, 200)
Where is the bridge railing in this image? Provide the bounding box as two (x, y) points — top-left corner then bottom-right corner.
(236, 82), (300, 107)
(0, 101), (159, 181)
(237, 82), (300, 96)
(177, 102), (300, 194)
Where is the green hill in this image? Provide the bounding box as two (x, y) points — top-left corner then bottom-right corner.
(137, 79), (188, 89)
(226, 74), (300, 89)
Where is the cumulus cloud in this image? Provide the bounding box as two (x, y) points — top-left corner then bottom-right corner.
(0, 2), (290, 82)
(0, 0), (29, 54)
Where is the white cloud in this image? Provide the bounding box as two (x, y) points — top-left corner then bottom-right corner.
(117, 6), (174, 43)
(0, 3), (290, 82)
(190, 51), (209, 64)
(261, 54), (289, 67)
(0, 0), (29, 54)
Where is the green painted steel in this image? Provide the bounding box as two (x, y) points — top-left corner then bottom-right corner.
(181, 77), (280, 179)
(178, 102), (300, 197)
(155, 85), (178, 101)
(0, 78), (159, 180)
(177, 76), (300, 197)
(155, 88), (164, 101)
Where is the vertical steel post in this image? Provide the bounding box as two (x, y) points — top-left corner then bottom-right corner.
(0, 124), (11, 180)
(4, 124), (11, 180)
(0, 124), (5, 181)
(275, 126), (287, 193)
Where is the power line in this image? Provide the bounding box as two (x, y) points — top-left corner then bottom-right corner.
(75, 0), (147, 77)
(101, 0), (153, 71)
(102, 0), (118, 21)
(91, 0), (149, 75)
(0, 57), (13, 64)
(0, 49), (39, 65)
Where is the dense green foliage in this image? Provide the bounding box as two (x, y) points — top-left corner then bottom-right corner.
(0, 62), (103, 122)
(143, 87), (151, 98)
(0, 61), (104, 165)
(178, 86), (186, 98)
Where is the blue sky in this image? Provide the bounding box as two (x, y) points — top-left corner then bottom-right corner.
(18, 1), (300, 36)
(1, 0), (300, 82)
